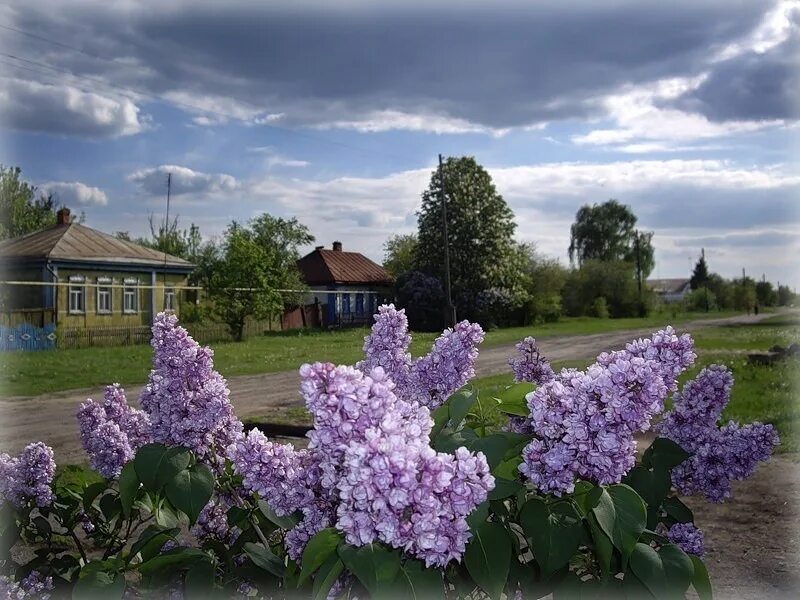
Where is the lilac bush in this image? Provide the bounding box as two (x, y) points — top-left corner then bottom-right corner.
(0, 308), (783, 600)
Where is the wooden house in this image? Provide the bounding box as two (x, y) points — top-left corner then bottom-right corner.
(297, 241), (393, 326)
(0, 208), (194, 328)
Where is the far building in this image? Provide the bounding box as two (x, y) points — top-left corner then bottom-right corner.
(646, 278), (692, 304)
(0, 207), (194, 328)
(297, 241), (393, 326)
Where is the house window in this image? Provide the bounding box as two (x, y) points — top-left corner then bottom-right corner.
(68, 276), (85, 314)
(123, 278), (139, 313)
(355, 293), (364, 315)
(342, 293), (351, 314)
(164, 287), (176, 312)
(97, 277), (112, 314)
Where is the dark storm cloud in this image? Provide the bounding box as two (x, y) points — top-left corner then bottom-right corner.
(671, 28), (800, 122)
(4, 0), (772, 131)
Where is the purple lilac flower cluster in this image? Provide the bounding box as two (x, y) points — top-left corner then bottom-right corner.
(229, 362), (494, 567)
(0, 442), (55, 508)
(357, 304), (485, 409)
(655, 365), (779, 502)
(505, 337), (556, 434)
(77, 384), (151, 478)
(140, 313), (242, 462)
(509, 337), (556, 385)
(666, 522), (705, 556)
(193, 495), (240, 544)
(0, 571), (53, 600)
(519, 327), (696, 495)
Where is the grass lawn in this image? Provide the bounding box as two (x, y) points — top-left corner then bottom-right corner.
(0, 309), (751, 397)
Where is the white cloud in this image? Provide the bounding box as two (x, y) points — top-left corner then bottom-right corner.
(572, 76), (782, 150)
(128, 165), (239, 196)
(0, 78), (145, 137)
(245, 146), (310, 168)
(40, 181), (109, 206)
(315, 110), (511, 136)
(714, 0), (800, 61)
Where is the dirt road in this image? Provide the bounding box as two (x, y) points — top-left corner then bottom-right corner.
(0, 311), (796, 598)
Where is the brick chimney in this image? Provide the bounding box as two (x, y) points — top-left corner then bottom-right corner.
(56, 207), (71, 225)
(332, 241), (342, 252)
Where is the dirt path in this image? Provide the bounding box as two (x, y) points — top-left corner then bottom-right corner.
(0, 312), (775, 463)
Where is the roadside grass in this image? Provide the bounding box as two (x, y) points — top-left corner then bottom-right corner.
(0, 310), (741, 397)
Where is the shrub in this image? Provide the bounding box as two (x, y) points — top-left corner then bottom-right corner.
(0, 308), (779, 599)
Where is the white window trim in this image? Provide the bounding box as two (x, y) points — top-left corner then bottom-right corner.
(164, 287), (176, 312)
(96, 277), (112, 315)
(68, 275), (85, 314)
(123, 278), (139, 314)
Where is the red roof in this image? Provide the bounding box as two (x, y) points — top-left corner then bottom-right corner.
(298, 247), (393, 286)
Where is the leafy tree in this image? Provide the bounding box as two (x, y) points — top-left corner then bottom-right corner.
(689, 253), (710, 290)
(755, 280), (777, 307)
(0, 165), (57, 240)
(382, 234), (418, 278)
(118, 215), (203, 262)
(732, 276), (757, 313)
(568, 199), (655, 279)
(205, 215), (314, 340)
(518, 244), (567, 324)
(562, 260), (649, 318)
(777, 284), (795, 306)
(684, 287), (717, 312)
(415, 156), (523, 320)
(706, 273), (733, 310)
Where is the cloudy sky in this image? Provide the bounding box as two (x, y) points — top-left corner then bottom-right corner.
(1, 0), (798, 287)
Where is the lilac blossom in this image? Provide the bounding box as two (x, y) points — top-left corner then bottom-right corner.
(140, 313), (242, 462)
(519, 328), (696, 495)
(193, 495), (240, 544)
(505, 337), (555, 434)
(358, 304), (485, 409)
(509, 337), (556, 386)
(229, 361), (494, 567)
(656, 366), (780, 502)
(20, 571), (54, 599)
(0, 442), (55, 508)
(666, 522), (705, 557)
(77, 384), (151, 478)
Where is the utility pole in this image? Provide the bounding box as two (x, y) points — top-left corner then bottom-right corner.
(439, 154), (456, 327)
(634, 231), (643, 316)
(702, 248), (708, 312)
(162, 172), (171, 304)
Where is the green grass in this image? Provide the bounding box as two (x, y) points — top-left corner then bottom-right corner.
(0, 309), (749, 397)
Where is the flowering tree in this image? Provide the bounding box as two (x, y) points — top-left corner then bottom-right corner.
(0, 308), (779, 599)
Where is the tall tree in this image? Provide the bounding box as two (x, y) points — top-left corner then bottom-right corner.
(415, 156), (523, 319)
(382, 233), (418, 277)
(205, 215), (313, 340)
(568, 199), (655, 278)
(0, 165), (57, 240)
(690, 251), (710, 290)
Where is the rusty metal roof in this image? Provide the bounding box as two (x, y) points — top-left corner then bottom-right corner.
(0, 222), (193, 269)
(298, 248), (393, 286)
